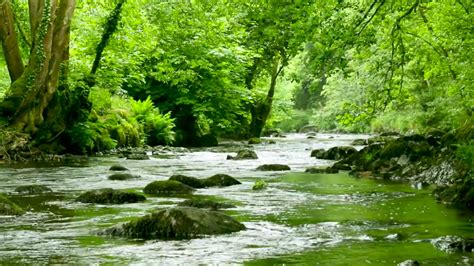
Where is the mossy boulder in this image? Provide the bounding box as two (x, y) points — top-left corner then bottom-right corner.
(248, 137), (262, 144)
(108, 173), (139, 181)
(177, 199), (236, 210)
(202, 174), (241, 187)
(110, 164), (128, 171)
(0, 194), (24, 215)
(76, 188), (146, 204)
(310, 149), (326, 158)
(103, 207), (245, 239)
(256, 164), (291, 171)
(143, 180), (195, 196)
(126, 154), (150, 160)
(252, 180), (267, 190)
(169, 174), (205, 188)
(227, 149), (258, 160)
(15, 185), (52, 195)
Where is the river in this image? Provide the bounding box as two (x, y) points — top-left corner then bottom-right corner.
(0, 134), (472, 265)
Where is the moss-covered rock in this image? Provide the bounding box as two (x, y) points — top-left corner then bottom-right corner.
(126, 154), (150, 160)
(177, 199), (236, 210)
(108, 173), (139, 181)
(76, 188), (146, 204)
(248, 137), (262, 144)
(227, 149), (258, 160)
(305, 167), (339, 174)
(103, 207), (245, 239)
(434, 178), (474, 210)
(351, 139), (368, 146)
(310, 149), (326, 158)
(0, 194), (24, 215)
(202, 174), (241, 187)
(110, 164), (128, 171)
(256, 164), (291, 171)
(252, 180), (267, 190)
(169, 174), (205, 188)
(15, 184), (52, 195)
(143, 180), (195, 196)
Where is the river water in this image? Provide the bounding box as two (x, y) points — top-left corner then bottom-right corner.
(0, 134), (472, 265)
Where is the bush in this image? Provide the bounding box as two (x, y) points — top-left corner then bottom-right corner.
(67, 88), (175, 153)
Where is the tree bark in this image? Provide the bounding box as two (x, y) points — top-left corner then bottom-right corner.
(0, 0), (24, 82)
(0, 0), (76, 135)
(249, 57), (284, 137)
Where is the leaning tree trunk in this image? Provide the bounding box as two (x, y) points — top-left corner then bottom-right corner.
(249, 58), (283, 138)
(0, 0), (76, 136)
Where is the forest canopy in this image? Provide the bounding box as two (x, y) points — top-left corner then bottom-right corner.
(0, 0), (472, 155)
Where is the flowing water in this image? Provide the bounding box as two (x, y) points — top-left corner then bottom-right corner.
(0, 134), (472, 265)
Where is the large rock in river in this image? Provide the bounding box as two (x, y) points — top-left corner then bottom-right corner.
(0, 194), (25, 215)
(103, 207), (245, 239)
(202, 174), (241, 187)
(227, 149), (258, 160)
(169, 174), (205, 188)
(76, 188), (146, 204)
(108, 173), (139, 181)
(143, 180), (195, 196)
(256, 164), (291, 171)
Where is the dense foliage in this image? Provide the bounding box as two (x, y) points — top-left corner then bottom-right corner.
(0, 0), (472, 154)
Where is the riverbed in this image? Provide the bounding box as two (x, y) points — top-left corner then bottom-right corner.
(0, 134), (472, 265)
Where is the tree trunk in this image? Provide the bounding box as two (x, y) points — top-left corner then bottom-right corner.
(249, 58), (283, 137)
(0, 0), (76, 136)
(0, 0), (24, 82)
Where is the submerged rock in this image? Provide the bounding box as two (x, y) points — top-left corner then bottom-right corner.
(310, 149), (326, 158)
(305, 167), (338, 174)
(169, 174), (205, 188)
(178, 199), (236, 210)
(0, 194), (24, 215)
(202, 174), (241, 187)
(76, 188), (146, 204)
(109, 164), (128, 171)
(256, 164), (291, 171)
(108, 173), (139, 181)
(143, 180), (195, 196)
(15, 184), (52, 195)
(103, 207), (245, 239)
(227, 149), (258, 160)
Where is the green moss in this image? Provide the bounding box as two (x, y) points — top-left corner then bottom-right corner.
(248, 137), (262, 144)
(0, 194), (25, 215)
(252, 180), (267, 190)
(15, 185), (52, 195)
(143, 180), (195, 196)
(178, 199), (236, 210)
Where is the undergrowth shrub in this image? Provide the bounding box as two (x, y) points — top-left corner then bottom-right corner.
(67, 89), (175, 153)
